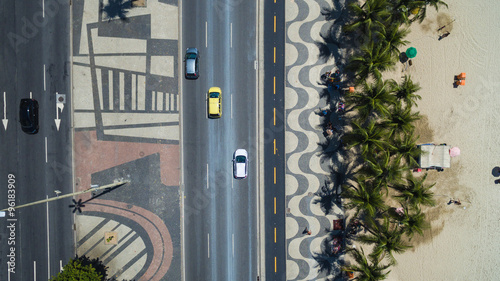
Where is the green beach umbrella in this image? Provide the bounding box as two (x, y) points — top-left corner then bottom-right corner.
(406, 47), (417, 58)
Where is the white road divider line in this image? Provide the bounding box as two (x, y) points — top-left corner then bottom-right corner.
(207, 233), (210, 258)
(34, 261), (36, 281)
(45, 137), (48, 163)
(205, 22), (208, 48)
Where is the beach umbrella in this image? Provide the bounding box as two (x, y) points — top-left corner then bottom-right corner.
(406, 47), (417, 58)
(449, 147), (460, 157)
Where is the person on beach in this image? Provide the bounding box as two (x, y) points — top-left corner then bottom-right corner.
(454, 199), (461, 205)
(439, 31), (450, 40)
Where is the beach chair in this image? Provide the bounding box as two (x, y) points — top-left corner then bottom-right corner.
(456, 72), (466, 80)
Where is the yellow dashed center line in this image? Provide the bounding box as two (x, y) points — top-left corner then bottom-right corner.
(274, 47), (276, 63)
(274, 227), (277, 243)
(273, 108), (276, 125)
(274, 16), (276, 33)
(273, 76), (276, 94)
(274, 197), (276, 214)
(275, 256), (277, 272)
(274, 167), (276, 184)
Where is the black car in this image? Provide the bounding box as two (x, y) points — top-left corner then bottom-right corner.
(19, 99), (39, 134)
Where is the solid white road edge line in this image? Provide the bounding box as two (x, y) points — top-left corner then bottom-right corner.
(46, 195), (50, 280)
(43, 65), (46, 91)
(207, 233), (210, 258)
(34, 261), (36, 280)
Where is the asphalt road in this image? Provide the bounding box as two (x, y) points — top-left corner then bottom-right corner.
(0, 1), (74, 280)
(263, 0), (287, 280)
(181, 0), (259, 280)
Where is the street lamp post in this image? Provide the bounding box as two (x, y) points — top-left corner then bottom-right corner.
(0, 180), (130, 212)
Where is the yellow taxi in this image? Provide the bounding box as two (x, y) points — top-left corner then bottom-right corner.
(208, 87), (222, 118)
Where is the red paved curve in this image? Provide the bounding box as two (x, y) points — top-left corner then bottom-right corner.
(85, 199), (173, 281)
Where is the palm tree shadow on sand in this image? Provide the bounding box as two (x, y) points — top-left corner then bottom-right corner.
(101, 0), (137, 22)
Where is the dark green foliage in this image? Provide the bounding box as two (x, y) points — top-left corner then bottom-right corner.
(342, 247), (392, 281)
(50, 256), (106, 281)
(346, 41), (396, 82)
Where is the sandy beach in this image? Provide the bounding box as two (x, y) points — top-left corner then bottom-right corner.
(384, 1), (500, 280)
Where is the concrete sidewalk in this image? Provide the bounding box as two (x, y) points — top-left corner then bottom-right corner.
(71, 0), (181, 280)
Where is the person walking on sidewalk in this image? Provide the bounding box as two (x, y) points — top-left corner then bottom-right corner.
(303, 227), (312, 235)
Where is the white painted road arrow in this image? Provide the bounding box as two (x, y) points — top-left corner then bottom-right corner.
(2, 92), (8, 130)
(55, 99), (64, 131)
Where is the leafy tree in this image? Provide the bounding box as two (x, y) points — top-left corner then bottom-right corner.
(392, 174), (436, 207)
(342, 120), (388, 156)
(342, 178), (386, 218)
(344, 0), (391, 38)
(349, 79), (396, 121)
(51, 256), (106, 281)
(342, 247), (392, 281)
(381, 102), (420, 139)
(392, 75), (421, 107)
(357, 217), (412, 264)
(347, 41), (396, 82)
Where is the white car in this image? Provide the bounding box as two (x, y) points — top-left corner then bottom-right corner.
(233, 149), (248, 179)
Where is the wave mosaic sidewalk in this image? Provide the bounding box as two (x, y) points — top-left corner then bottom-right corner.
(285, 0), (346, 280)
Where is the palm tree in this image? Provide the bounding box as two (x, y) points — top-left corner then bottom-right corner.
(387, 0), (425, 25)
(362, 152), (408, 194)
(389, 132), (421, 167)
(342, 121), (388, 156)
(348, 79), (397, 121)
(379, 24), (410, 57)
(392, 75), (421, 107)
(342, 179), (386, 218)
(394, 205), (429, 240)
(380, 103), (420, 139)
(413, 0), (449, 23)
(357, 217), (412, 264)
(392, 173), (436, 207)
(342, 247), (392, 281)
(346, 41), (397, 82)
(101, 0), (134, 21)
(344, 0), (391, 38)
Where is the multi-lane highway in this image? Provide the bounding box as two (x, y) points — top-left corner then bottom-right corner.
(181, 0), (259, 280)
(0, 1), (74, 280)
